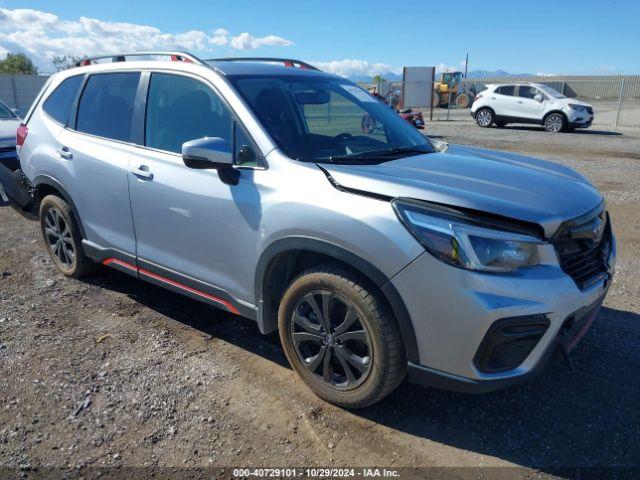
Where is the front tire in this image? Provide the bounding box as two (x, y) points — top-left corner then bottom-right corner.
(475, 108), (494, 127)
(544, 113), (565, 133)
(278, 264), (406, 408)
(39, 195), (97, 278)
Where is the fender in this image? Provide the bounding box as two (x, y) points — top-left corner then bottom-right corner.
(255, 236), (420, 363)
(33, 174), (87, 239)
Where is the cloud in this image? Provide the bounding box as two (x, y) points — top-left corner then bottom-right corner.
(312, 59), (400, 78)
(0, 8), (293, 71)
(229, 32), (293, 50)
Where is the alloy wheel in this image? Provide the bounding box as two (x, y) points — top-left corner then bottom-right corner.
(44, 207), (75, 268)
(546, 114), (564, 132)
(476, 109), (492, 127)
(291, 290), (372, 390)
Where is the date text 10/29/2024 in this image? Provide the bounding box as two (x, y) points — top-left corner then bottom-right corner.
(233, 468), (400, 478)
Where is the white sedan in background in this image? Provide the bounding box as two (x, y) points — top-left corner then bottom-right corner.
(471, 83), (594, 132)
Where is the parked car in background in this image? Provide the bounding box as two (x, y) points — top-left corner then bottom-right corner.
(0, 98), (22, 201)
(471, 83), (594, 132)
(6, 53), (615, 408)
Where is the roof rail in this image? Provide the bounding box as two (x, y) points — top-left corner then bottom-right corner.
(71, 51), (206, 68)
(205, 57), (320, 71)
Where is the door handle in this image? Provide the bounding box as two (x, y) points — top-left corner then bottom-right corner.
(517, 100), (524, 104)
(57, 146), (73, 160)
(131, 165), (153, 180)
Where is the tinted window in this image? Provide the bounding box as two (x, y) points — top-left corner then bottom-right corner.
(76, 73), (140, 142)
(518, 86), (539, 99)
(42, 75), (83, 125)
(231, 76), (433, 162)
(495, 85), (515, 96)
(145, 73), (232, 154)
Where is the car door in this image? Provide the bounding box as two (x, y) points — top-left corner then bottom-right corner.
(127, 71), (265, 314)
(515, 85), (547, 121)
(490, 85), (518, 117)
(58, 72), (141, 257)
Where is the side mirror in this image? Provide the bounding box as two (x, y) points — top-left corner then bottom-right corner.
(182, 137), (233, 170)
(11, 108), (22, 118)
(534, 94), (544, 103)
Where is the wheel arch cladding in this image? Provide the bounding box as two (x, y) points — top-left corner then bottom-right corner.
(33, 175), (87, 239)
(255, 237), (420, 363)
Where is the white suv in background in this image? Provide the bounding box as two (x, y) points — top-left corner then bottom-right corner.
(471, 83), (594, 132)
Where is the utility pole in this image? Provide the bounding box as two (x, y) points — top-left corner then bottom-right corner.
(464, 53), (469, 78)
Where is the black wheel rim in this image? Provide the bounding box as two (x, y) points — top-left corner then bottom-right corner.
(291, 290), (372, 390)
(44, 207), (75, 268)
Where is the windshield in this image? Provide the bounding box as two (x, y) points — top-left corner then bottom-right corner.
(229, 74), (434, 162)
(0, 101), (15, 119)
(536, 84), (566, 99)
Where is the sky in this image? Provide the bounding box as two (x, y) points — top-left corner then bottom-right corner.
(0, 0), (638, 76)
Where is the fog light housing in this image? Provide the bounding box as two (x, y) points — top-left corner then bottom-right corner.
(474, 315), (549, 373)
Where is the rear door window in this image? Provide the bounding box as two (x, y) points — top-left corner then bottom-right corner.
(76, 73), (140, 142)
(518, 86), (539, 99)
(42, 75), (84, 125)
(495, 85), (515, 96)
(145, 73), (232, 154)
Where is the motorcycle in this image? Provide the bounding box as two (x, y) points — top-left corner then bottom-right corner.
(362, 89), (425, 134)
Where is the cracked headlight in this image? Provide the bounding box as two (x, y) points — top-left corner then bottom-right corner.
(393, 199), (543, 273)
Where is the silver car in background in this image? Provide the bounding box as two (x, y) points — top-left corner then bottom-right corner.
(4, 52), (615, 408)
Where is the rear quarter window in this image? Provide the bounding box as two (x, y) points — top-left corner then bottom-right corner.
(76, 73), (140, 142)
(42, 75), (84, 125)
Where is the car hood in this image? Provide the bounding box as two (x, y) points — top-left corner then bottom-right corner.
(556, 98), (591, 108)
(320, 144), (603, 237)
(0, 118), (19, 148)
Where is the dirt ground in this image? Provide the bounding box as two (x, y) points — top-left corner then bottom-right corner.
(1, 123), (639, 479)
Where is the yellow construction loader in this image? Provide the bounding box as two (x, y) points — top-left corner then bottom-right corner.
(432, 71), (474, 108)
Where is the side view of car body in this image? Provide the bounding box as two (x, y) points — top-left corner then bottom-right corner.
(4, 53), (615, 408)
(471, 82), (594, 132)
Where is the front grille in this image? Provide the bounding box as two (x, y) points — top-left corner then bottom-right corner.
(552, 206), (612, 290)
(586, 107), (594, 114)
(0, 146), (16, 154)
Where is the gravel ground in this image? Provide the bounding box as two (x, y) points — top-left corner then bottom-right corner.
(1, 123), (639, 479)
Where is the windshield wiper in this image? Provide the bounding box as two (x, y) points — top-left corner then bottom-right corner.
(325, 145), (433, 163)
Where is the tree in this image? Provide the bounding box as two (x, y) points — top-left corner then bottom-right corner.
(372, 75), (386, 84)
(52, 55), (83, 72)
(0, 53), (38, 75)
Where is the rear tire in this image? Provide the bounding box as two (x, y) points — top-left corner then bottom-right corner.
(278, 263), (406, 408)
(39, 195), (97, 278)
(544, 113), (566, 133)
(475, 108), (494, 127)
(455, 93), (471, 108)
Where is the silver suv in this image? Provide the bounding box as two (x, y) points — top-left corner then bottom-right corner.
(6, 52), (616, 408)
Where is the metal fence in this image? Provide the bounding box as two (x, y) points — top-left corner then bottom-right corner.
(365, 75), (640, 127)
(3, 73), (639, 128)
(0, 75), (49, 113)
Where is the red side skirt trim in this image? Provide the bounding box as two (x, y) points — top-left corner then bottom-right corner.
(102, 258), (239, 315)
